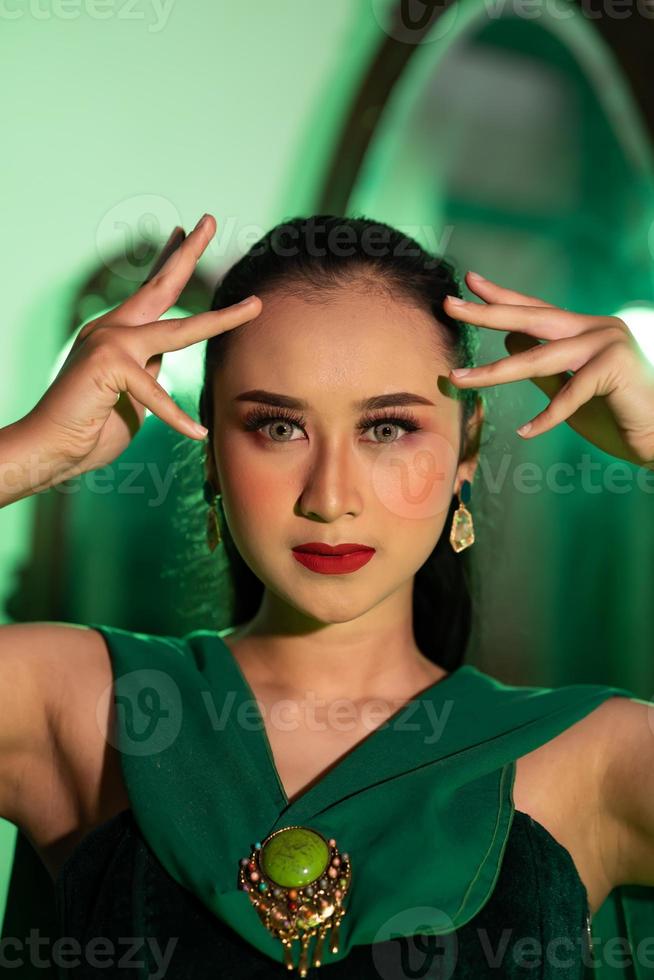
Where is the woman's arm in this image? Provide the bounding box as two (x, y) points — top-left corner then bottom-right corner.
(594, 696), (654, 890)
(0, 623), (58, 825)
(0, 414), (74, 508)
(0, 620), (117, 836)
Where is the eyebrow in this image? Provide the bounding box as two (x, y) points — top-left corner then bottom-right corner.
(233, 389), (436, 411)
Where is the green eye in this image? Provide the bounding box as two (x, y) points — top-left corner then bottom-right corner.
(243, 407), (422, 443)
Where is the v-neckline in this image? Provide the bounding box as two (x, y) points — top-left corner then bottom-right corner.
(214, 629), (473, 821)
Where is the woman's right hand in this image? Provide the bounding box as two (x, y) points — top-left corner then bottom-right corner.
(24, 213), (261, 479)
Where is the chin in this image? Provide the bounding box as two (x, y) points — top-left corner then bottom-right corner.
(287, 589), (384, 627)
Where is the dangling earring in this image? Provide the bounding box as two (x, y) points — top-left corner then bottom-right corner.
(449, 479), (474, 553)
(203, 479), (222, 552)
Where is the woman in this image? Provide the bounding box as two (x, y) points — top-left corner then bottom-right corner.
(1, 212), (654, 978)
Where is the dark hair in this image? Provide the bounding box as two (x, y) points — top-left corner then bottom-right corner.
(195, 214), (484, 671)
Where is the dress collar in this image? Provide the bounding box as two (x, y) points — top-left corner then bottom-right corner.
(88, 622), (637, 969)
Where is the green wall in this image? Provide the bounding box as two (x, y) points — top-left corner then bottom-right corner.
(0, 0), (383, 930)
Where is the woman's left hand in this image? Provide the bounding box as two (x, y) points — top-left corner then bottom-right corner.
(444, 273), (654, 468)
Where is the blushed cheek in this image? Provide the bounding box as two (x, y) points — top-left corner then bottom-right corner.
(218, 445), (292, 531)
(225, 464), (283, 514)
(369, 433), (458, 523)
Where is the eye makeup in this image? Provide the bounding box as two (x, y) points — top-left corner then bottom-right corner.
(242, 406), (423, 442)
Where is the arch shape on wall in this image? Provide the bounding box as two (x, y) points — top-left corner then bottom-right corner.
(317, 0), (654, 216)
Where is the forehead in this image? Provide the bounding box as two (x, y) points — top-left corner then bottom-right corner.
(214, 287), (454, 401)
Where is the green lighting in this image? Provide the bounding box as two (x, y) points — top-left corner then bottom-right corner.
(614, 303), (654, 367)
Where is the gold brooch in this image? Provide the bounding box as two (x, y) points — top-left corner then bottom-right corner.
(238, 825), (352, 975)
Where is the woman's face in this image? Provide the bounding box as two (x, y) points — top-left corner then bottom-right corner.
(210, 285), (479, 627)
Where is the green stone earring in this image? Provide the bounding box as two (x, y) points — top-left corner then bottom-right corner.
(238, 824), (352, 975)
(450, 478), (474, 553)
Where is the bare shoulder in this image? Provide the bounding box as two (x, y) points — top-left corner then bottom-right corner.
(513, 694), (643, 911)
(582, 694), (654, 890)
(0, 622), (128, 874)
(0, 622), (98, 822)
(514, 695), (624, 789)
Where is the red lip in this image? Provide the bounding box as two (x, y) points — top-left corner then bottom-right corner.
(292, 542), (375, 555)
(292, 549), (375, 575)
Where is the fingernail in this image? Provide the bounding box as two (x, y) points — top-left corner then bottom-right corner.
(468, 271), (485, 280)
(451, 368), (471, 378)
(195, 213), (210, 231)
(446, 294), (465, 305)
(193, 423), (209, 437)
(517, 422), (532, 436)
(236, 294), (257, 306)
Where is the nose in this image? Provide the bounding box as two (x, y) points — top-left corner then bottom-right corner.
(297, 440), (363, 522)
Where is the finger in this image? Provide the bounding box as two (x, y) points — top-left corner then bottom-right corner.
(443, 295), (619, 341)
(119, 357), (208, 439)
(142, 226), (186, 285)
(464, 272), (557, 309)
(449, 326), (615, 390)
(74, 225), (188, 346)
(514, 344), (621, 439)
(135, 295), (262, 358)
(504, 331), (569, 402)
(103, 213), (217, 328)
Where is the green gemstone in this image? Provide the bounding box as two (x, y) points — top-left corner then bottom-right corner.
(260, 828), (329, 888)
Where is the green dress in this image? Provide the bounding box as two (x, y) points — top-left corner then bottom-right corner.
(2, 623), (653, 977)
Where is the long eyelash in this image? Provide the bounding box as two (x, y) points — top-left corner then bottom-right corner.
(356, 409), (421, 434)
(243, 406), (307, 431)
(242, 406), (422, 436)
